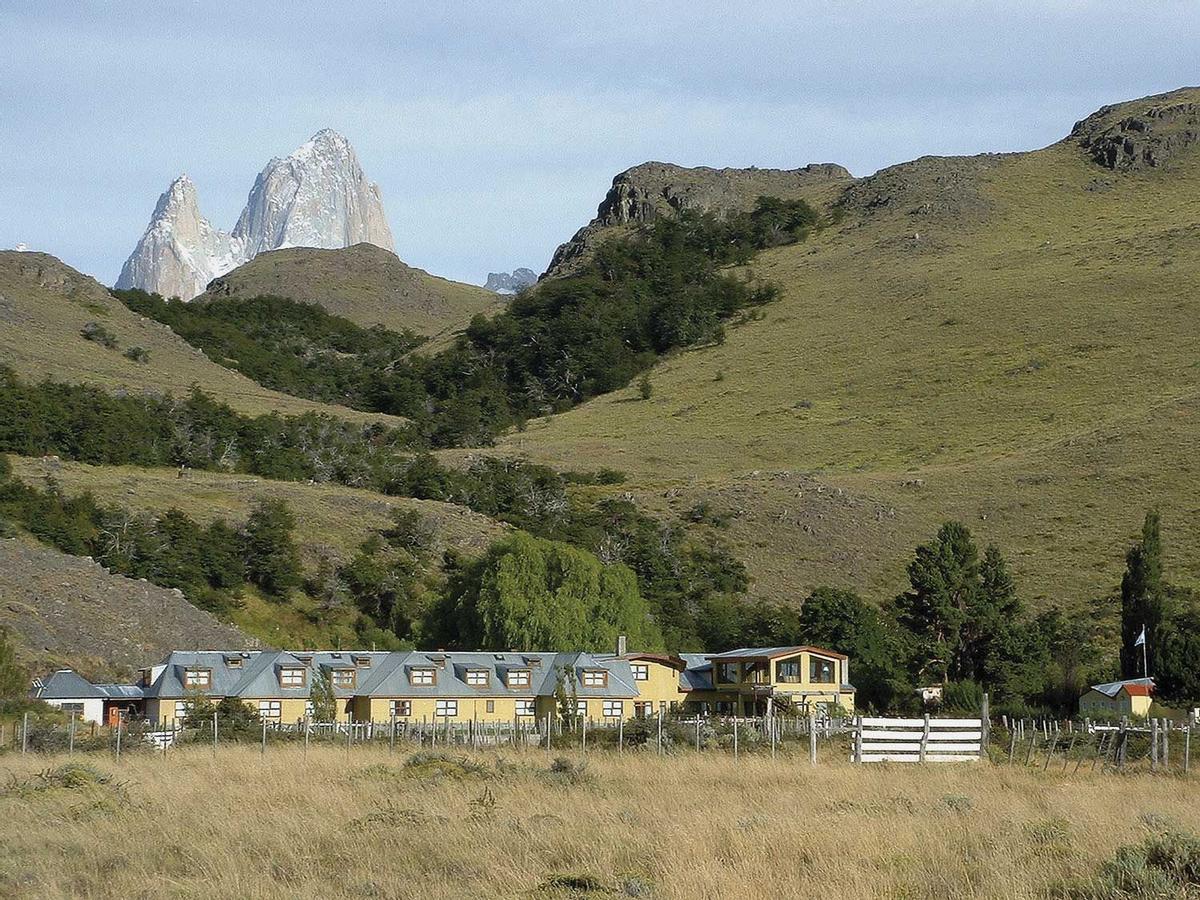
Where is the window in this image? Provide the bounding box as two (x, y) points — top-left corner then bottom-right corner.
(332, 669), (356, 689)
(410, 668), (436, 685)
(575, 699), (588, 717)
(582, 670), (608, 688)
(602, 700), (623, 718)
(390, 700), (411, 717)
(183, 668), (211, 689)
(486, 700), (495, 713)
(279, 667), (306, 688)
(225, 657), (243, 669)
(515, 699), (535, 716)
(776, 660), (802, 683)
(465, 669), (489, 686)
(631, 663), (649, 681)
(809, 657), (836, 684)
(507, 669), (530, 688)
(354, 656), (371, 668)
(435, 700), (457, 717)
(60, 702), (84, 714)
(259, 700), (281, 720)
(716, 662), (739, 684)
(174, 701), (188, 719)
(634, 701), (653, 718)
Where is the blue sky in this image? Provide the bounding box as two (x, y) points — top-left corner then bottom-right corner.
(1, 1), (1196, 286)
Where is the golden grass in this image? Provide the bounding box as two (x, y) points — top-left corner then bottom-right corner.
(0, 744), (1194, 898)
(498, 136), (1200, 609)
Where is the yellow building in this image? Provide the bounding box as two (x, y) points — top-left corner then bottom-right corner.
(704, 646), (856, 716)
(1079, 678), (1154, 718)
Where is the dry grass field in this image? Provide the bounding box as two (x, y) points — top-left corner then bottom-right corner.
(0, 744), (1196, 899)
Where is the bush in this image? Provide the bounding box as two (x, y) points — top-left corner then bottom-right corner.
(80, 322), (118, 349)
(122, 346), (150, 363)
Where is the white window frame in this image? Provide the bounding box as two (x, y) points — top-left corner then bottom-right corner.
(390, 700), (411, 717)
(174, 700), (188, 719)
(258, 700), (282, 720)
(575, 699), (588, 717)
(279, 667), (306, 688)
(332, 669), (355, 689)
(411, 668), (436, 685)
(465, 669), (489, 686)
(603, 700), (623, 718)
(507, 669), (531, 688)
(435, 699), (457, 717)
(183, 668), (211, 689)
(582, 670), (607, 688)
(631, 663), (649, 681)
(515, 699), (535, 716)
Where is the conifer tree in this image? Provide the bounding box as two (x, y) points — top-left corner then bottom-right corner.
(1120, 510), (1166, 678)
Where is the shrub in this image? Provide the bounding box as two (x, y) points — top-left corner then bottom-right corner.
(80, 321), (118, 349)
(122, 346), (150, 363)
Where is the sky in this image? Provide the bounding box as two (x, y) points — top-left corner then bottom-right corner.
(1, 1), (1197, 287)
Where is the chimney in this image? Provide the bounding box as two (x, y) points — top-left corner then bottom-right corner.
(616, 634), (628, 657)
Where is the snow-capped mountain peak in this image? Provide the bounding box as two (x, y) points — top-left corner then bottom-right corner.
(117, 131), (393, 300)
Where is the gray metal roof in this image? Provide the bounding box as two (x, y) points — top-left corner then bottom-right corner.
(1088, 677), (1154, 698)
(679, 653), (714, 691)
(33, 669), (105, 700)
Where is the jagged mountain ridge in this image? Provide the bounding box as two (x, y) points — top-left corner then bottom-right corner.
(116, 129), (393, 300)
(484, 268), (537, 294)
(544, 161), (853, 277)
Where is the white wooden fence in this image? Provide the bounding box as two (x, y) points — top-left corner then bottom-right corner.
(852, 715), (985, 763)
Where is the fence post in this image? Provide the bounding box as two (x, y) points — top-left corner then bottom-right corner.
(260, 718), (267, 756)
(618, 715), (624, 754)
(808, 712), (817, 766)
(1185, 723), (1192, 774)
(390, 714), (396, 755)
(115, 715), (122, 762)
(695, 716), (701, 752)
(68, 713), (75, 756)
(304, 715), (310, 759)
(346, 719), (352, 755)
(1151, 718), (1159, 772)
(981, 693), (990, 760)
(919, 714), (930, 763)
(21, 711), (28, 755)
(213, 711), (218, 755)
(852, 715), (862, 764)
(657, 711), (663, 756)
(733, 717), (739, 760)
(582, 716), (587, 755)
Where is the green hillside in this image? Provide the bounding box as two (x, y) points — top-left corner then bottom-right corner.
(198, 243), (506, 342)
(499, 88), (1200, 608)
(0, 251), (399, 425)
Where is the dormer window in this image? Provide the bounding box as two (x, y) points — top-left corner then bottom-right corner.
(183, 668), (211, 689)
(465, 669), (489, 687)
(507, 669), (531, 688)
(332, 669), (356, 689)
(279, 667), (307, 688)
(225, 657), (243, 669)
(354, 656), (372, 668)
(581, 670), (608, 688)
(410, 667), (436, 686)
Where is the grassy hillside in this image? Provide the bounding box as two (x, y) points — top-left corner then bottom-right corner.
(198, 243), (506, 342)
(7, 456), (508, 650)
(0, 252), (398, 425)
(499, 88), (1200, 610)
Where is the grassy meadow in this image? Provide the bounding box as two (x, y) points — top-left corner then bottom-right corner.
(1, 743), (1197, 898)
(500, 129), (1200, 610)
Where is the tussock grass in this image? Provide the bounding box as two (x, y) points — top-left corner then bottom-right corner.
(1, 745), (1197, 898)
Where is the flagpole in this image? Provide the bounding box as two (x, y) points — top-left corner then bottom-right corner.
(1143, 633), (1149, 678)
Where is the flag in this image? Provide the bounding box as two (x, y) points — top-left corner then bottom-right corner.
(1134, 626), (1146, 647)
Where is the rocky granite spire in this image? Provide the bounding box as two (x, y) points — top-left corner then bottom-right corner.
(116, 131), (393, 300)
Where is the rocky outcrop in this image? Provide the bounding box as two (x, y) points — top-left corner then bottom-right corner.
(544, 161), (852, 277)
(1071, 88), (1200, 172)
(837, 154), (1009, 222)
(484, 268), (537, 294)
(116, 130), (394, 300)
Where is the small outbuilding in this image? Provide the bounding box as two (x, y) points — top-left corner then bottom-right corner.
(1078, 677), (1154, 718)
(32, 669), (144, 725)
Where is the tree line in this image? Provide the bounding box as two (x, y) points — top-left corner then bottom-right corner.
(113, 197), (822, 447)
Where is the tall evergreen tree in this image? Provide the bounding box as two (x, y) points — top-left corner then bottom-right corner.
(1120, 510), (1166, 678)
(895, 522), (980, 684)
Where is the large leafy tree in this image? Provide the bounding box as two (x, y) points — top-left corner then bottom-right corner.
(449, 531), (662, 652)
(241, 498), (302, 598)
(798, 587), (909, 711)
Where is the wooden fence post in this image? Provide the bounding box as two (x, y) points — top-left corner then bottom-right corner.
(695, 716), (701, 752)
(260, 718), (267, 756)
(733, 717), (739, 760)
(21, 711), (28, 755)
(808, 713), (817, 767)
(1150, 718), (1159, 772)
(1185, 723), (1192, 774)
(304, 716), (310, 758)
(919, 714), (930, 763)
(115, 715), (122, 761)
(981, 693), (990, 760)
(68, 713), (75, 756)
(657, 711), (663, 756)
(853, 715), (862, 764)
